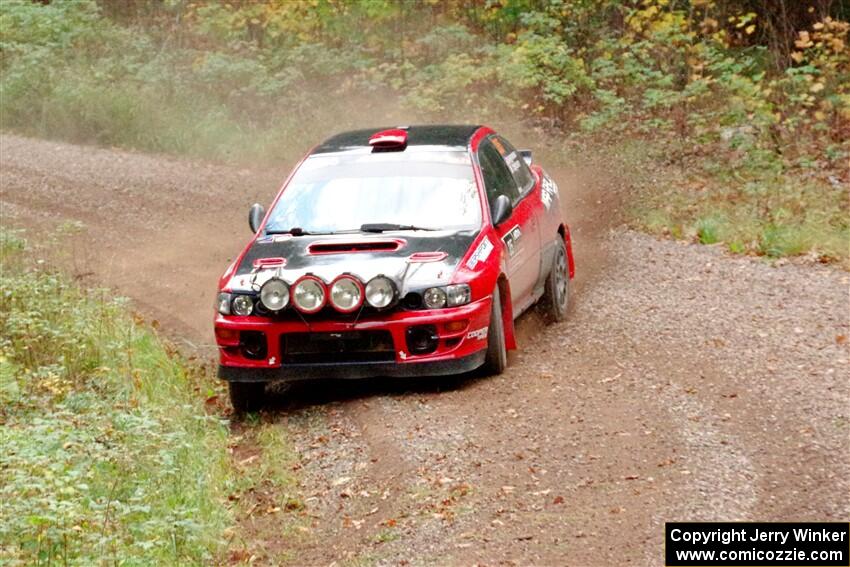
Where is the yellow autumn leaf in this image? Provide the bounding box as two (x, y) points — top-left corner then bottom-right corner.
(810, 83), (825, 93)
(745, 24), (756, 35)
(790, 51), (804, 63)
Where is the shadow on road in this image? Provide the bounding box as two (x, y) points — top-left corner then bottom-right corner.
(261, 369), (489, 412)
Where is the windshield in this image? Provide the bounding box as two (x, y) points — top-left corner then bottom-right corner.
(265, 151), (481, 233)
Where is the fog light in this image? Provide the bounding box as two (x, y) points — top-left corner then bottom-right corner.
(240, 331), (267, 360)
(406, 325), (438, 355)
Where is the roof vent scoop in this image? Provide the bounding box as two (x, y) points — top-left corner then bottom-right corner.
(368, 128), (408, 152)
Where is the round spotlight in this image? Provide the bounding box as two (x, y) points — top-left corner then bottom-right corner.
(364, 276), (396, 309)
(292, 275), (326, 313)
(232, 295), (254, 316)
(423, 287), (447, 309)
(330, 275), (364, 313)
(259, 278), (289, 312)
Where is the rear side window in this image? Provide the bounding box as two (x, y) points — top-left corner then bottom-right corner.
(477, 139), (520, 207)
(493, 135), (535, 194)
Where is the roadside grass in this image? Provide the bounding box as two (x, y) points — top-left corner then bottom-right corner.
(561, 137), (850, 266)
(226, 419), (305, 564)
(0, 229), (232, 565)
(632, 172), (849, 264)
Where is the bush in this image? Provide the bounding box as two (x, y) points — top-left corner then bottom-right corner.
(0, 232), (231, 565)
(0, 0), (846, 260)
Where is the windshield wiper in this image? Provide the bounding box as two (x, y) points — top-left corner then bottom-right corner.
(360, 223), (439, 233)
(265, 227), (323, 236)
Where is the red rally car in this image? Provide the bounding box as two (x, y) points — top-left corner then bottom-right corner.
(215, 125), (575, 411)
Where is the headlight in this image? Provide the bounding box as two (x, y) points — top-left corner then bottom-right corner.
(423, 287), (447, 309)
(292, 276), (326, 313)
(259, 278), (289, 312)
(330, 275), (363, 313)
(231, 295), (254, 316)
(446, 284), (471, 306)
(217, 292), (232, 315)
(365, 275), (396, 309)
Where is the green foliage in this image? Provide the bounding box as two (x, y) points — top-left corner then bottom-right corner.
(628, 141), (849, 263)
(0, 231), (231, 565)
(0, 0), (847, 260)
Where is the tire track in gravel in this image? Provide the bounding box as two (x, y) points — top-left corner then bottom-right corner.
(2, 133), (848, 566)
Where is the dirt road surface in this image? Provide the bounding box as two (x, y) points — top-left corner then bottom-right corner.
(2, 134), (848, 566)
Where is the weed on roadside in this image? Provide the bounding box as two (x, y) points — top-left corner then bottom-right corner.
(0, 229), (232, 565)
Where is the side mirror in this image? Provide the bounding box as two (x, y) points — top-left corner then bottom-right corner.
(490, 194), (513, 227)
(248, 203), (265, 233)
(519, 149), (532, 166)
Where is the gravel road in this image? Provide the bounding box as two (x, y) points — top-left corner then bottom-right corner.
(2, 133), (848, 566)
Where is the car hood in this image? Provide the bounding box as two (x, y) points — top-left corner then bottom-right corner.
(227, 230), (478, 293)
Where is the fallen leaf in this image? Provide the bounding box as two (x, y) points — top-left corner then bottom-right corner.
(553, 495), (564, 505)
(238, 455), (258, 466)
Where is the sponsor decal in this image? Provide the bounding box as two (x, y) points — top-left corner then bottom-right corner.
(465, 236), (494, 269)
(491, 137), (506, 155)
(467, 327), (489, 340)
(502, 225), (522, 257)
(268, 357), (276, 365)
(541, 174), (559, 210)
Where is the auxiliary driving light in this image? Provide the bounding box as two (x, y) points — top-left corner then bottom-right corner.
(330, 275), (364, 313)
(259, 278), (289, 312)
(365, 276), (396, 309)
(292, 276), (326, 313)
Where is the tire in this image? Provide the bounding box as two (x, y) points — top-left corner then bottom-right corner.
(541, 239), (570, 322)
(483, 287), (507, 375)
(228, 381), (265, 414)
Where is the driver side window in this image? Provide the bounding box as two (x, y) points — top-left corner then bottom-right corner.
(477, 138), (520, 208)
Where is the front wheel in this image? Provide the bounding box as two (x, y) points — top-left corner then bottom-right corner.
(483, 288), (507, 375)
(541, 240), (570, 322)
(228, 381), (265, 414)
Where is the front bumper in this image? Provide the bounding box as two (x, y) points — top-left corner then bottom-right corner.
(219, 349), (486, 382)
(214, 295), (492, 382)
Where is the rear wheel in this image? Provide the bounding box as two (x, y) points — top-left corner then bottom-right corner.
(541, 240), (570, 322)
(483, 288), (507, 375)
(228, 381), (265, 414)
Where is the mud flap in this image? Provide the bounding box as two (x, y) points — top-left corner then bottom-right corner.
(563, 224), (575, 279)
(499, 279), (517, 350)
